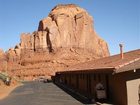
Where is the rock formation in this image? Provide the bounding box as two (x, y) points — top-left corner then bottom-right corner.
(0, 49), (4, 57)
(38, 4), (109, 56)
(5, 4), (110, 80)
(0, 49), (7, 71)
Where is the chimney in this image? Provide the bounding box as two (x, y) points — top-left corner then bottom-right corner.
(119, 44), (124, 59)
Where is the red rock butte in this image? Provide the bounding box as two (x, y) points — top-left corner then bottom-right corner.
(0, 4), (110, 80)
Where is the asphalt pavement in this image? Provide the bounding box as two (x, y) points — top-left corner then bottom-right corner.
(0, 82), (83, 105)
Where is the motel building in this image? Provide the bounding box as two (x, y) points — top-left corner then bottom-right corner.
(54, 49), (140, 105)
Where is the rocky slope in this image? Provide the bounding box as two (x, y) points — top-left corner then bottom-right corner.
(3, 4), (109, 80)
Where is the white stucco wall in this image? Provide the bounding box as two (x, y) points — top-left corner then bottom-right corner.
(127, 78), (140, 105)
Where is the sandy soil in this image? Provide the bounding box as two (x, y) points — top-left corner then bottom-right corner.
(0, 82), (22, 100)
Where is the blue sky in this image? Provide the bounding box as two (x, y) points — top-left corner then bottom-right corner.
(0, 0), (139, 55)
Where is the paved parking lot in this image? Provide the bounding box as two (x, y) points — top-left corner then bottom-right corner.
(0, 82), (83, 105)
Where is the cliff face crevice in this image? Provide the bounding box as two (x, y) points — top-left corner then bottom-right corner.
(2, 4), (110, 80)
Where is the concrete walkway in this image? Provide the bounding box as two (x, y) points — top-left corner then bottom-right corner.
(0, 82), (83, 105)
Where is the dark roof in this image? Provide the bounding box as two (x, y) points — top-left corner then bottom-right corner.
(59, 49), (140, 74)
(116, 59), (140, 73)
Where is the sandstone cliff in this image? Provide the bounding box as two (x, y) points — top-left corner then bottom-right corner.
(6, 4), (110, 80)
(0, 49), (7, 71)
(38, 4), (109, 57)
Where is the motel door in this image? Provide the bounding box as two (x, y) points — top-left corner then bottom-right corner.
(126, 78), (140, 105)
